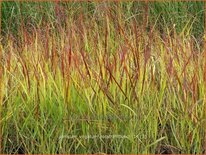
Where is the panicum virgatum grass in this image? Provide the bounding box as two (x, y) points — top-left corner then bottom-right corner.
(0, 1), (205, 154)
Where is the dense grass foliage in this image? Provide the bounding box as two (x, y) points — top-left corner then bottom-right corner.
(1, 1), (204, 39)
(0, 1), (205, 154)
(149, 1), (204, 39)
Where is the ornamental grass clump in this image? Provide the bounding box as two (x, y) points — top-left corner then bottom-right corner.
(0, 1), (205, 154)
